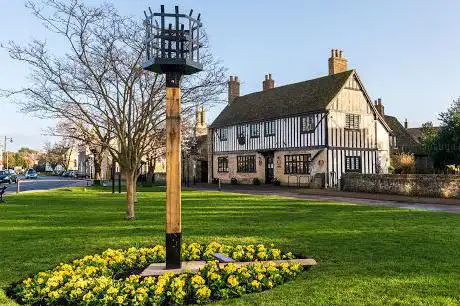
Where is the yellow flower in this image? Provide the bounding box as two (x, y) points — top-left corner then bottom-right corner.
(267, 280), (274, 288)
(107, 286), (118, 295)
(48, 290), (60, 299)
(257, 273), (264, 281)
(116, 295), (126, 304)
(191, 275), (205, 286)
(23, 278), (33, 287)
(227, 275), (239, 287)
(257, 252), (267, 260)
(250, 280), (261, 289)
(224, 263), (238, 274)
(196, 286), (211, 298)
(207, 272), (221, 281)
(82, 292), (93, 301)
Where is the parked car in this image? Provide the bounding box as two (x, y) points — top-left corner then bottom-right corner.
(25, 169), (38, 179)
(0, 169), (18, 184)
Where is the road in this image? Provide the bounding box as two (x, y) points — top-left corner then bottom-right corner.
(2, 176), (90, 195)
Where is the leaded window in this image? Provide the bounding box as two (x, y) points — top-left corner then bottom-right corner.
(237, 125), (246, 145)
(301, 115), (315, 133)
(264, 121), (275, 136)
(345, 114), (360, 130)
(284, 154), (311, 174)
(250, 123), (260, 138)
(217, 157), (228, 172)
(237, 155), (256, 173)
(345, 156), (362, 172)
(219, 128), (228, 141)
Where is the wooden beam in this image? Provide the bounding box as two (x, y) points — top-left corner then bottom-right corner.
(166, 87), (181, 234)
(165, 85), (182, 269)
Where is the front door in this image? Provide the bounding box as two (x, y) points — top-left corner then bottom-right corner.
(265, 154), (274, 183)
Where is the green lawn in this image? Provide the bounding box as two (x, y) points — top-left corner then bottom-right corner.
(0, 187), (459, 305)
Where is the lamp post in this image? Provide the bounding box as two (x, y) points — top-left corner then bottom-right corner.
(143, 5), (203, 269)
(3, 136), (13, 170)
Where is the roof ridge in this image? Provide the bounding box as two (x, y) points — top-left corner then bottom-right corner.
(234, 69), (354, 101)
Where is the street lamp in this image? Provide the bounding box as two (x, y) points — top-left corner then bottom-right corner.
(143, 5), (203, 270)
(3, 136), (13, 170)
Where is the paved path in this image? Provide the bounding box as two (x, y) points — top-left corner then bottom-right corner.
(2, 176), (89, 196)
(191, 184), (460, 214)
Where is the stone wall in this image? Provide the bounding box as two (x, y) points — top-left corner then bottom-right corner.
(342, 173), (460, 199)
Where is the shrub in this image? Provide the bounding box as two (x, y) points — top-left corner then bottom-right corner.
(392, 153), (415, 174)
(9, 242), (302, 306)
(252, 178), (261, 185)
(211, 178), (219, 184)
(230, 177), (238, 185)
(273, 178), (281, 186)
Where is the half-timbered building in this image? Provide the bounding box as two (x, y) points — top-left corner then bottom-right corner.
(208, 50), (392, 187)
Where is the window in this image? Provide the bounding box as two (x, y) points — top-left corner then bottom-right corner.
(301, 115), (316, 133)
(237, 155), (256, 173)
(217, 157), (228, 172)
(219, 128), (228, 141)
(345, 156), (362, 172)
(236, 125), (246, 145)
(264, 121), (275, 136)
(250, 123), (260, 138)
(284, 154), (311, 174)
(345, 114), (360, 130)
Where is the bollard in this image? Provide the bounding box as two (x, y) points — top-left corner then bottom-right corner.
(16, 179), (20, 194)
(218, 178), (221, 191)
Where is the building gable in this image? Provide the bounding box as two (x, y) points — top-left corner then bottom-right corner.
(326, 71), (392, 133)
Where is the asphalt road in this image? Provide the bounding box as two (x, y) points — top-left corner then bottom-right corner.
(2, 176), (89, 195)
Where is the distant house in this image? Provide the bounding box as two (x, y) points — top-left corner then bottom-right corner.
(406, 126), (441, 144)
(208, 49), (392, 187)
(373, 100), (435, 172)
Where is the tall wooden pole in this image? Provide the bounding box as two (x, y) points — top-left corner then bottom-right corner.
(165, 72), (182, 269)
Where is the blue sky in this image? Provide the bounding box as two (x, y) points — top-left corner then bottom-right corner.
(1, 0), (459, 151)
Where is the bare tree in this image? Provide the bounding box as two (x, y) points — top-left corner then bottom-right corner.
(43, 139), (75, 171)
(2, 0), (226, 220)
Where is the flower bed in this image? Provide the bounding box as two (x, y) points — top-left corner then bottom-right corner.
(10, 242), (305, 305)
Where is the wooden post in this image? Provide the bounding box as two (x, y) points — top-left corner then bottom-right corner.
(112, 160), (115, 194)
(118, 171), (122, 194)
(165, 72), (182, 269)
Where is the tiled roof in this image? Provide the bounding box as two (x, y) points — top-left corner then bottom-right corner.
(210, 70), (354, 128)
(384, 115), (424, 154)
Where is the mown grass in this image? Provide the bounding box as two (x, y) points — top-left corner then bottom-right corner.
(0, 186), (459, 305)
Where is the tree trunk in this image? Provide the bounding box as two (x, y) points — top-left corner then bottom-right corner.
(126, 171), (135, 220)
(145, 157), (155, 187)
(93, 155), (103, 186)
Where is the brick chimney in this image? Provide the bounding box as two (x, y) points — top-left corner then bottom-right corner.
(262, 73), (275, 91)
(228, 76), (240, 103)
(328, 49), (348, 75)
(374, 98), (384, 116)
